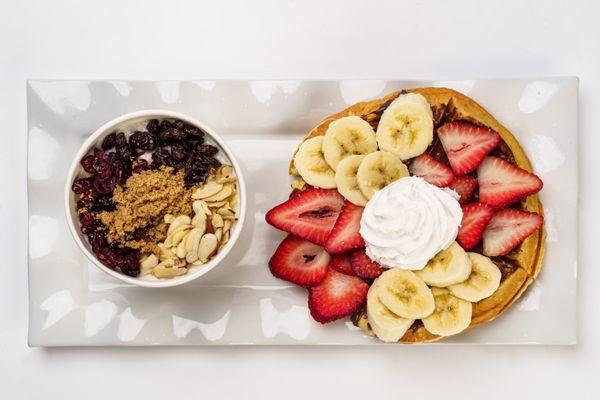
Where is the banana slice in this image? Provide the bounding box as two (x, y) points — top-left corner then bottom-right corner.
(415, 242), (472, 287)
(356, 151), (409, 199)
(376, 93), (434, 160)
(422, 287), (472, 337)
(376, 269), (435, 319)
(367, 281), (415, 342)
(293, 136), (336, 189)
(448, 253), (502, 302)
(322, 116), (377, 171)
(335, 154), (368, 206)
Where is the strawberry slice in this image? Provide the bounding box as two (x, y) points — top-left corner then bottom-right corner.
(437, 121), (501, 175)
(269, 235), (331, 287)
(457, 203), (495, 249)
(266, 187), (344, 245)
(449, 175), (477, 204)
(329, 254), (355, 276)
(482, 209), (543, 256)
(408, 153), (455, 187)
(308, 268), (369, 323)
(477, 157), (543, 208)
(324, 200), (365, 254)
(349, 248), (386, 279)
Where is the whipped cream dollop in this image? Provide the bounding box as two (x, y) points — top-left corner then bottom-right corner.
(360, 176), (462, 270)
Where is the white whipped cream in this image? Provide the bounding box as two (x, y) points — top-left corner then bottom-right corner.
(360, 176), (462, 270)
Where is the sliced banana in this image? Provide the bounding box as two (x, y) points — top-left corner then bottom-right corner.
(322, 116), (377, 171)
(422, 288), (472, 337)
(356, 151), (409, 199)
(335, 154), (368, 206)
(376, 269), (435, 319)
(415, 242), (472, 287)
(376, 93), (434, 160)
(367, 282), (414, 342)
(293, 136), (336, 188)
(448, 253), (502, 302)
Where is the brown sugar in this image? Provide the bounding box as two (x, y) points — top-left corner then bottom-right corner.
(98, 166), (194, 253)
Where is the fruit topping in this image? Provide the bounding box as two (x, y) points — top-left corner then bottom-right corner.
(482, 208), (543, 256)
(437, 121), (501, 175)
(269, 235), (330, 287)
(457, 202), (494, 250)
(308, 268), (369, 323)
(324, 200), (364, 254)
(349, 248), (386, 279)
(329, 254), (355, 276)
(265, 187), (344, 246)
(448, 175), (477, 204)
(408, 153), (455, 187)
(477, 156), (543, 208)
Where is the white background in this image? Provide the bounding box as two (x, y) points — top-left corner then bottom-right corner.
(1, 0), (596, 398)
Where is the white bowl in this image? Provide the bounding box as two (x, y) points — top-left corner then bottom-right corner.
(64, 110), (247, 288)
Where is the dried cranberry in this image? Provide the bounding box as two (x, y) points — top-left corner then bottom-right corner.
(129, 131), (157, 150)
(80, 154), (96, 173)
(79, 211), (95, 234)
(101, 132), (117, 149)
(88, 231), (107, 253)
(147, 119), (161, 135)
(93, 175), (117, 194)
(193, 144), (219, 157)
(72, 178), (94, 194)
(91, 148), (111, 178)
(132, 159), (149, 174)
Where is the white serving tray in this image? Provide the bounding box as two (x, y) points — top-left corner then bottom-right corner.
(27, 78), (578, 346)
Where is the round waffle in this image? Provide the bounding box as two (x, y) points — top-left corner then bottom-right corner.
(289, 87), (546, 343)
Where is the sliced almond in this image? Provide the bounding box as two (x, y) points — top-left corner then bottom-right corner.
(218, 165), (234, 178)
(185, 228), (203, 263)
(192, 212), (207, 234)
(153, 259), (187, 278)
(176, 238), (187, 258)
(197, 233), (219, 263)
(217, 207), (235, 217)
(164, 224), (193, 247)
(192, 182), (223, 199)
(223, 219), (233, 233)
(291, 178), (306, 191)
(207, 199), (228, 208)
(164, 214), (175, 224)
(219, 231), (231, 250)
(214, 227), (223, 242)
(203, 185), (233, 202)
(140, 254), (159, 275)
(167, 215), (191, 235)
(193, 200), (212, 216)
(158, 245), (177, 261)
(211, 213), (224, 229)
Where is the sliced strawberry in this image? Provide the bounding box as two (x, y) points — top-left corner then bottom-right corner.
(266, 187), (344, 245)
(324, 200), (365, 254)
(437, 121), (501, 175)
(482, 209), (543, 256)
(457, 203), (495, 249)
(477, 156), (543, 208)
(329, 254), (355, 276)
(449, 175), (477, 204)
(408, 153), (455, 187)
(269, 235), (331, 287)
(308, 268), (369, 323)
(349, 248), (386, 279)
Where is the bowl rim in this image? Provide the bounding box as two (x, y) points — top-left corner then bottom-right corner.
(64, 109), (247, 288)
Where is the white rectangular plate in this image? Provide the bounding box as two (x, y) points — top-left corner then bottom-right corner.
(27, 78), (577, 346)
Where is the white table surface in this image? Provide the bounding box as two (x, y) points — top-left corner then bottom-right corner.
(1, 0), (596, 398)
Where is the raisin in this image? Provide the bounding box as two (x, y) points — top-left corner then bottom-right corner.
(193, 144), (219, 157)
(101, 132), (117, 149)
(182, 123), (203, 137)
(91, 195), (115, 212)
(150, 148), (173, 169)
(146, 119), (161, 135)
(184, 168), (208, 186)
(171, 143), (187, 161)
(158, 127), (189, 144)
(129, 131), (157, 150)
(115, 132), (135, 161)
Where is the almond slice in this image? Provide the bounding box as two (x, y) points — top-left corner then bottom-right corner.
(223, 219), (233, 233)
(167, 215), (191, 235)
(164, 214), (175, 224)
(197, 234), (219, 263)
(184, 228), (203, 263)
(193, 200), (212, 216)
(192, 182), (223, 199)
(214, 227), (223, 242)
(176, 238), (187, 258)
(212, 213), (224, 229)
(207, 199), (228, 208)
(203, 185), (233, 202)
(192, 212), (207, 234)
(140, 254), (159, 275)
(217, 207), (235, 217)
(153, 259), (187, 278)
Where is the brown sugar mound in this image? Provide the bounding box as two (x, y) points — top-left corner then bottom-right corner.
(98, 167), (194, 253)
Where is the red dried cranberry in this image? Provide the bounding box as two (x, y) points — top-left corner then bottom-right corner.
(88, 231), (107, 253)
(91, 195), (115, 212)
(93, 175), (117, 194)
(80, 154), (96, 173)
(79, 211), (95, 234)
(72, 178), (94, 194)
(132, 159), (149, 174)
